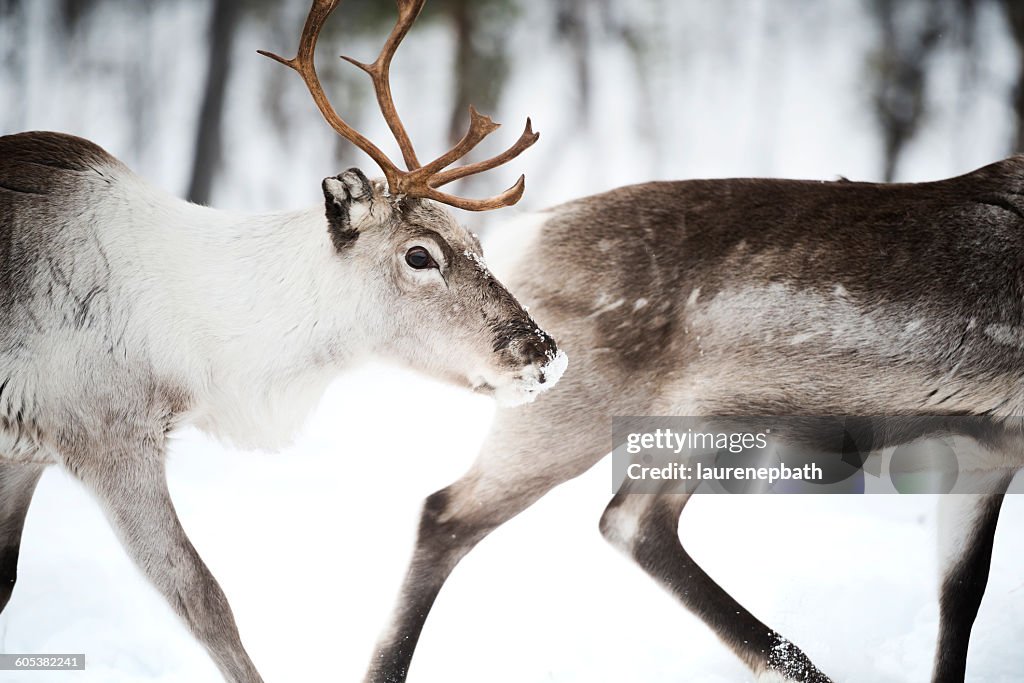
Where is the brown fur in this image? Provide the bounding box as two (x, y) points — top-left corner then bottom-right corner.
(364, 159), (1024, 683)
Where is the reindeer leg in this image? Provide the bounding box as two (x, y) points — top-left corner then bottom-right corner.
(600, 486), (831, 683)
(66, 442), (262, 683)
(362, 373), (614, 683)
(931, 471), (1015, 683)
(0, 463), (44, 614)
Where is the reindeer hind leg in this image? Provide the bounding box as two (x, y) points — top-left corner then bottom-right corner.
(931, 470), (1016, 683)
(599, 485), (832, 683)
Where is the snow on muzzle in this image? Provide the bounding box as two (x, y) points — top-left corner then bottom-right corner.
(487, 317), (569, 406)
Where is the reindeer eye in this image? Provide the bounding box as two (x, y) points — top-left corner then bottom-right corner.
(405, 246), (436, 270)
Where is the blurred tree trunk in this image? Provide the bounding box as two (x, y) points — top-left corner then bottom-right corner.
(445, 0), (510, 148)
(1003, 0), (1024, 153)
(187, 0), (238, 205)
(1, 0), (24, 118)
(447, 1), (474, 144)
(1, 0), (24, 132)
(868, 0), (944, 181)
(59, 0), (99, 32)
(556, 0), (591, 126)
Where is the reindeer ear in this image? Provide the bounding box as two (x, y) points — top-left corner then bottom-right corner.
(322, 168), (373, 251)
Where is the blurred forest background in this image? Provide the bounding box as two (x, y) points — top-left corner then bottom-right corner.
(2, 0), (1024, 227)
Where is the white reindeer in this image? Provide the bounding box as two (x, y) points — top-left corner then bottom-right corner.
(0, 1), (567, 681)
(362, 157), (1024, 678)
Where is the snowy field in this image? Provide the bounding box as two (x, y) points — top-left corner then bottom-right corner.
(2, 362), (1023, 683)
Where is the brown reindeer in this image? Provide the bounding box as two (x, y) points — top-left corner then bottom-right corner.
(363, 169), (1024, 682)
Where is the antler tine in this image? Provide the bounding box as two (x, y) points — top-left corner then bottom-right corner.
(258, 0), (402, 186)
(425, 175), (527, 212)
(341, 0), (425, 171)
(429, 117), (539, 188)
(402, 109), (537, 211)
(400, 107), (537, 209)
(413, 105), (500, 178)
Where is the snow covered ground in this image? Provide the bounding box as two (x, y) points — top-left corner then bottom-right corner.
(2, 361), (1023, 683)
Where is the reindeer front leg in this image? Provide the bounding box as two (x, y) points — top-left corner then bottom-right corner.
(65, 440), (262, 683)
(363, 358), (614, 683)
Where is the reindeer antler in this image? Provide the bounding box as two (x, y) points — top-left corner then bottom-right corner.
(259, 0), (539, 211)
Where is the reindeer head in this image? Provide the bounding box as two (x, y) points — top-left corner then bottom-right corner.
(320, 170), (565, 405)
(262, 0), (565, 405)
